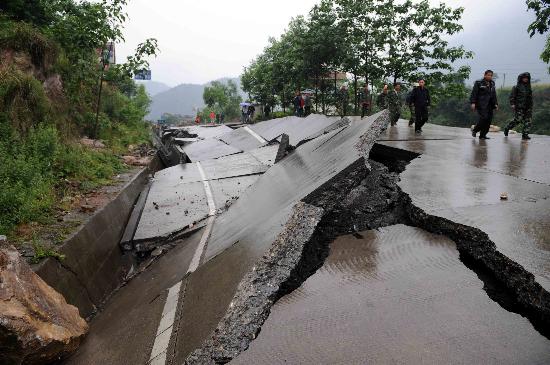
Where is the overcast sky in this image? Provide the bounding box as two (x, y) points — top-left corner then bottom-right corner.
(117, 0), (550, 87)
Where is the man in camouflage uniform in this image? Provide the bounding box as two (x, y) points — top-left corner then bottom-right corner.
(360, 85), (372, 119)
(387, 82), (402, 126)
(406, 83), (419, 127)
(504, 72), (533, 140)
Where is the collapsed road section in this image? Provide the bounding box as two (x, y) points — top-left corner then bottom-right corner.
(63, 114), (550, 365)
(184, 119), (550, 364)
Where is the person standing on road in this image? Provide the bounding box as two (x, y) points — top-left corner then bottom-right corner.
(304, 94), (313, 117)
(387, 82), (402, 126)
(376, 84), (389, 110)
(504, 72), (533, 140)
(339, 85), (349, 117)
(293, 91), (304, 117)
(247, 104), (256, 123)
(470, 70), (499, 140)
(409, 79), (431, 134)
(406, 83), (419, 127)
(360, 85), (372, 119)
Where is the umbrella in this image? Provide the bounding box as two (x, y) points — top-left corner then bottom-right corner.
(240, 102), (251, 107)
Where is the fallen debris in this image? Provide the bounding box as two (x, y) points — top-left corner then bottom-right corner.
(79, 137), (106, 149)
(0, 244), (88, 365)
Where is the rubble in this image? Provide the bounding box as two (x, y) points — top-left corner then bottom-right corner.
(79, 137), (106, 149)
(0, 244), (88, 365)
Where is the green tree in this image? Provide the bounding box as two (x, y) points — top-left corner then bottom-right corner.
(527, 0), (550, 68)
(202, 80), (242, 120)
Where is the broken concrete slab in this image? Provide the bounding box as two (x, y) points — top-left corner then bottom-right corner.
(1, 245), (88, 365)
(198, 153), (269, 180)
(133, 181), (208, 248)
(178, 125), (233, 140)
(218, 127), (266, 151)
(249, 114), (341, 146)
(185, 202), (324, 364)
(168, 112), (390, 363)
(233, 225), (550, 365)
(203, 112), (387, 262)
(133, 149), (276, 247)
(247, 145), (278, 167)
(182, 138), (242, 162)
(209, 175), (260, 210)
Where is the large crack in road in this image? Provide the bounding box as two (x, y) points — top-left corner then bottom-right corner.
(184, 142), (550, 364)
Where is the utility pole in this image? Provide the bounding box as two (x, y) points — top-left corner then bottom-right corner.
(502, 73), (506, 90)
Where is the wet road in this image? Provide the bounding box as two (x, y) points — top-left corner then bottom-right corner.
(64, 117), (550, 365)
(233, 225), (550, 364)
(379, 124), (550, 291)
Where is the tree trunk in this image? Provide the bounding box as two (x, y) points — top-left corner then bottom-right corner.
(353, 74), (358, 115)
(315, 73), (319, 113)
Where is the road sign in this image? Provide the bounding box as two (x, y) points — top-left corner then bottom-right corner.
(134, 69), (152, 80)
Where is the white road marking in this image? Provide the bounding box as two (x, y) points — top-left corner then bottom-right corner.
(243, 126), (267, 143)
(148, 282), (182, 364)
(196, 161), (217, 216)
(147, 174), (217, 364)
(188, 215), (215, 273)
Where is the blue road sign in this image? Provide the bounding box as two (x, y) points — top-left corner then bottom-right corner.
(134, 69), (152, 80)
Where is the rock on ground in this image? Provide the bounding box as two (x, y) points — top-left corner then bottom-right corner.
(0, 244), (88, 365)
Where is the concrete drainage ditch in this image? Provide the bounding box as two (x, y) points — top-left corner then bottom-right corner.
(184, 144), (550, 364)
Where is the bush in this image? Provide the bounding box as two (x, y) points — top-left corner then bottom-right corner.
(0, 119), (58, 234)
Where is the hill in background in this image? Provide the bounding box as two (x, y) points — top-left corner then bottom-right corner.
(138, 81), (171, 97)
(146, 77), (245, 121)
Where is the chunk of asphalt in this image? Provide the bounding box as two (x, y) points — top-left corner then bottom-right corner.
(184, 202), (324, 364)
(274, 133), (290, 164)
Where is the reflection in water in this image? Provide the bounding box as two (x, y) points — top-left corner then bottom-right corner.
(469, 139), (488, 197)
(503, 138), (529, 177)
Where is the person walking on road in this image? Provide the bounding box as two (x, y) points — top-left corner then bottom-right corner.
(409, 79), (431, 134)
(470, 70), (499, 140)
(504, 72), (533, 140)
(387, 82), (402, 127)
(360, 85), (372, 119)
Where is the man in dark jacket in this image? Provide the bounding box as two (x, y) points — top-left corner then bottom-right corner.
(470, 70), (499, 140)
(409, 79), (431, 134)
(504, 72), (533, 140)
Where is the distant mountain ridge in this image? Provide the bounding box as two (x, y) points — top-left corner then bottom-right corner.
(138, 81), (171, 97)
(145, 77), (245, 121)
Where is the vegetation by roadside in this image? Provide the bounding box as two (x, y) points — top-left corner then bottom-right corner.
(0, 0), (159, 261)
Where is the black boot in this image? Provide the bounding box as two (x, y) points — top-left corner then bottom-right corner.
(479, 135), (490, 140)
(522, 134), (531, 140)
(504, 127), (509, 137)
